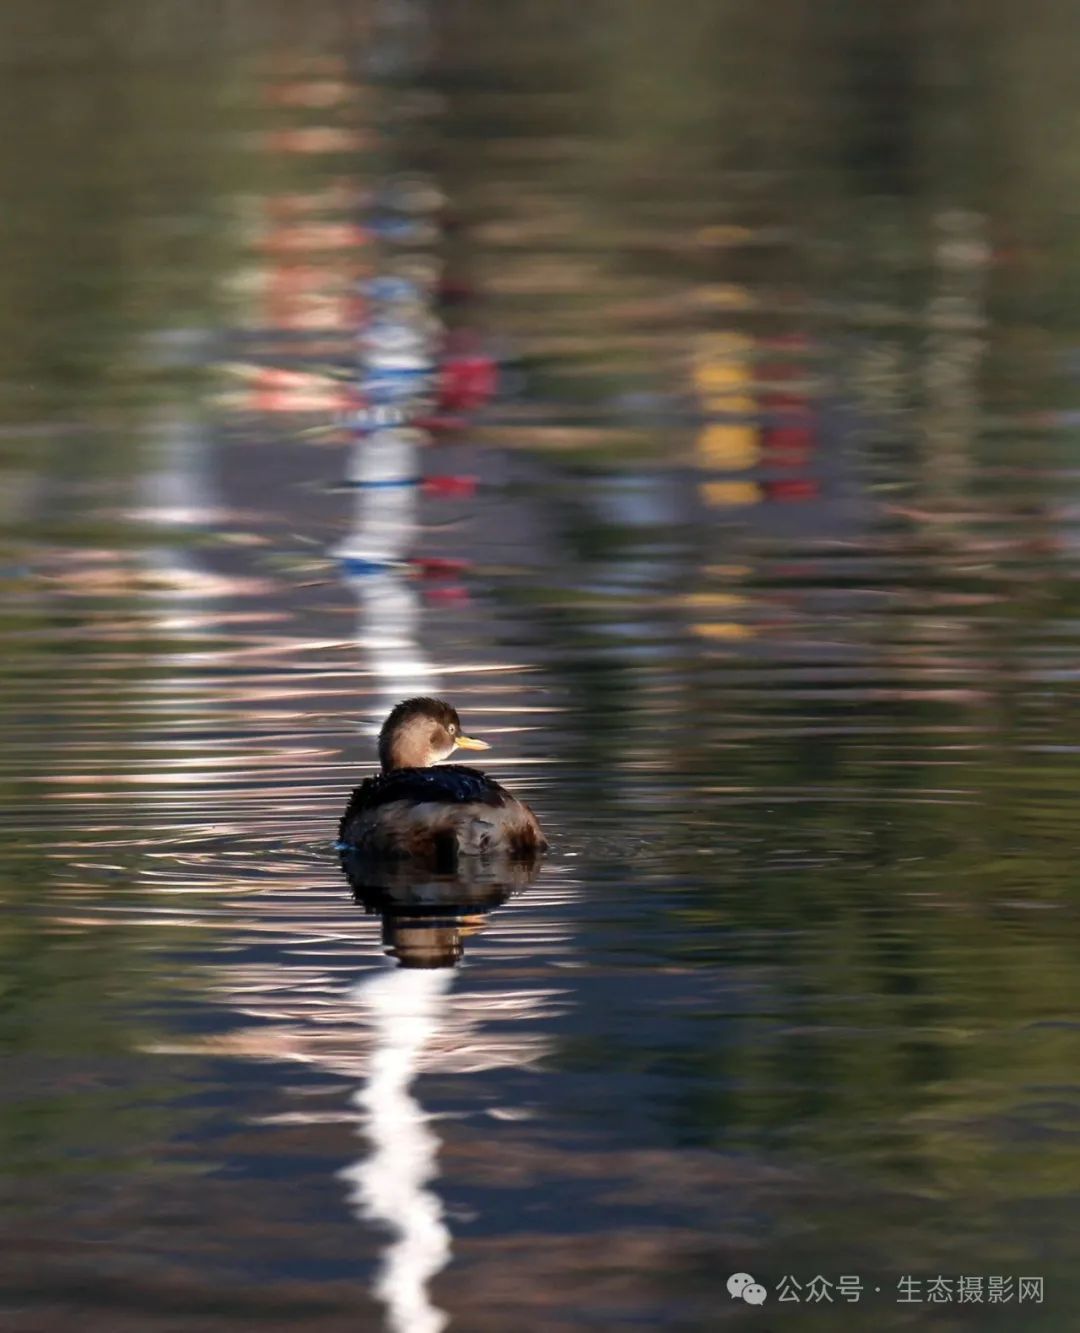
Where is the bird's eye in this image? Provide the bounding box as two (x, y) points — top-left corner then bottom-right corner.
(449, 724), (457, 735)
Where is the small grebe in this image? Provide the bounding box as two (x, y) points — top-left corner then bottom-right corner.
(338, 697), (547, 860)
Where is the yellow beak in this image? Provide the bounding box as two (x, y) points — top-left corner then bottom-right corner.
(455, 734), (490, 751)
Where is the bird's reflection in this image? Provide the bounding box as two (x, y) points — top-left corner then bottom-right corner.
(342, 847), (542, 968)
(340, 850), (540, 1333)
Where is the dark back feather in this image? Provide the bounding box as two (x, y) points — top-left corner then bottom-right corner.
(338, 764), (508, 842)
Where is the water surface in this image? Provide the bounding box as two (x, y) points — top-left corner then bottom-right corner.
(3, 3), (1080, 1330)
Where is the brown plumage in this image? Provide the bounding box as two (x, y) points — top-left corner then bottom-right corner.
(338, 697), (547, 862)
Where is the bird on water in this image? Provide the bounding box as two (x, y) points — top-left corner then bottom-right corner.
(338, 697), (547, 860)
